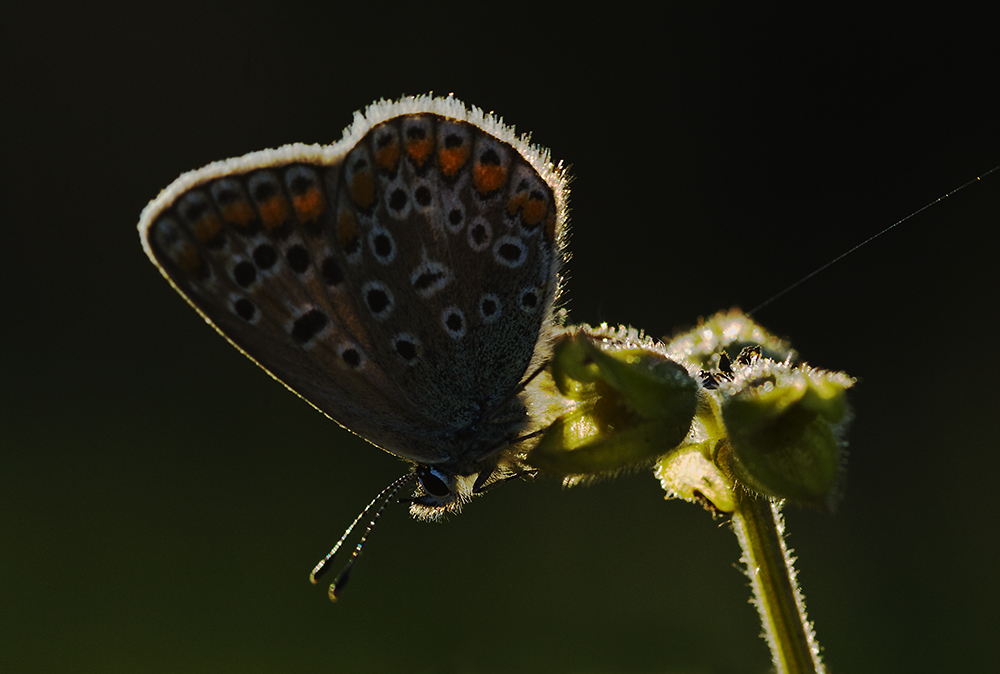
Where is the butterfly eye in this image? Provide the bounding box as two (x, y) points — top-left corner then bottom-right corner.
(417, 467), (452, 498)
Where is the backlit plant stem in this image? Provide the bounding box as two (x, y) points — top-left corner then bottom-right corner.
(731, 492), (825, 674)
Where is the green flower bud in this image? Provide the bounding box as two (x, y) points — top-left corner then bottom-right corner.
(528, 327), (700, 476)
(719, 363), (854, 508)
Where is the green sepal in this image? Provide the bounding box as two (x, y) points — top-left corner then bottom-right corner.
(530, 415), (690, 475)
(527, 331), (699, 476)
(549, 330), (602, 399)
(579, 336), (698, 424)
(720, 367), (853, 508)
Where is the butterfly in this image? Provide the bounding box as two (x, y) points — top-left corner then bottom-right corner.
(138, 95), (569, 525)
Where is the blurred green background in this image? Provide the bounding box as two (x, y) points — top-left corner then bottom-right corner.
(3, 4), (998, 673)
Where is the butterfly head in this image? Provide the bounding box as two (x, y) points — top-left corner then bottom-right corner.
(407, 448), (531, 520)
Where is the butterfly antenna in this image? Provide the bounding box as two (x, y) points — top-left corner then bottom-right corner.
(309, 472), (416, 601)
(747, 164), (1000, 317)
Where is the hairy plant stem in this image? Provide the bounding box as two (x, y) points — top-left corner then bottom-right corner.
(730, 491), (825, 674)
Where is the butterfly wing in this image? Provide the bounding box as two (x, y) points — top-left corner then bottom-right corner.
(138, 97), (568, 465)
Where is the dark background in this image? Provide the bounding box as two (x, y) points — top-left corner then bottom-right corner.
(4, 4), (998, 673)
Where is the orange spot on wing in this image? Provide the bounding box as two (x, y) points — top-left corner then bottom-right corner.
(192, 213), (223, 243)
(221, 200), (256, 227)
(474, 164), (507, 194)
(438, 146), (470, 177)
(349, 171), (375, 209)
(258, 195), (290, 230)
(177, 242), (204, 276)
(293, 188), (326, 223)
(521, 195), (548, 227)
(405, 138), (433, 167)
(507, 192), (527, 216)
(375, 143), (400, 172)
